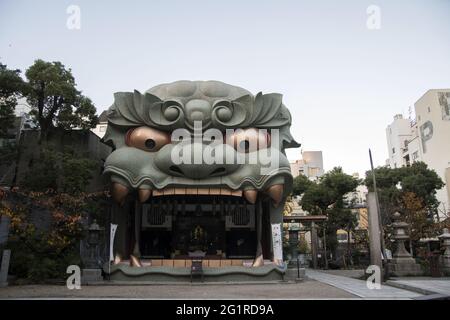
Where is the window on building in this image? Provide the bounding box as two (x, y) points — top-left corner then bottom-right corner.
(308, 167), (320, 177)
(404, 155), (410, 166)
(428, 107), (431, 113)
(392, 147), (395, 154)
(412, 151), (419, 161)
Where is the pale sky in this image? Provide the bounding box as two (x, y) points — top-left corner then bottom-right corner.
(1, 0), (450, 177)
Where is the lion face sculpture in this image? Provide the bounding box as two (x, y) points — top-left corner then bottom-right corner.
(103, 80), (299, 206)
(103, 80), (300, 267)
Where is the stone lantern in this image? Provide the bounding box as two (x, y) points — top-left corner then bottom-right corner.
(438, 228), (450, 275)
(82, 220), (104, 284)
(388, 212), (422, 276)
(288, 223), (300, 265)
(86, 220), (101, 268)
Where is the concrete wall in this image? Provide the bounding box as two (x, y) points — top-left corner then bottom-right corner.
(12, 129), (111, 193)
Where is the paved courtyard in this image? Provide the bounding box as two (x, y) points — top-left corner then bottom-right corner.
(1, 270), (449, 299)
(306, 270), (421, 299)
(0, 279), (356, 299)
(387, 278), (450, 295)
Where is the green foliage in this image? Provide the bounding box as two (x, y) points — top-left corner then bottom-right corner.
(322, 167), (361, 198)
(8, 241), (81, 282)
(0, 62), (25, 138)
(0, 142), (18, 167)
(22, 148), (96, 194)
(365, 162), (444, 218)
(298, 167), (360, 258)
(22, 148), (60, 191)
(300, 183), (334, 215)
(1, 191), (84, 282)
(61, 151), (96, 194)
(364, 162), (444, 251)
(24, 59), (98, 137)
(300, 167), (359, 216)
(292, 174), (313, 196)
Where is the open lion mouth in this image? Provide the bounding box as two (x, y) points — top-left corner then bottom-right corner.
(110, 184), (284, 207)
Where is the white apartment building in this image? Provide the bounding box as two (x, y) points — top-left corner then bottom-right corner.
(386, 89), (450, 215)
(91, 110), (108, 139)
(386, 114), (415, 169)
(290, 151), (324, 180)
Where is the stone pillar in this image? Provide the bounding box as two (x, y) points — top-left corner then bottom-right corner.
(438, 228), (450, 275)
(0, 249), (11, 287)
(311, 222), (318, 269)
(0, 215), (10, 246)
(288, 226), (299, 266)
(388, 212), (422, 276)
(367, 193), (382, 270)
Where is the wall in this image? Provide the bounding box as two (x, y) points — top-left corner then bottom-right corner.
(12, 129), (112, 192)
(415, 89), (450, 214)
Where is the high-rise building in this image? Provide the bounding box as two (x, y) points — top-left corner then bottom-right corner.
(290, 151), (324, 180)
(386, 89), (450, 215)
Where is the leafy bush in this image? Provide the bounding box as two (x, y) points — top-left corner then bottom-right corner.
(0, 189), (107, 282)
(22, 147), (96, 194)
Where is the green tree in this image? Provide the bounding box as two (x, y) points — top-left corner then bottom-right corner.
(292, 174), (313, 196)
(24, 59), (98, 139)
(365, 162), (444, 220)
(364, 162), (444, 252)
(0, 63), (25, 138)
(298, 167), (359, 266)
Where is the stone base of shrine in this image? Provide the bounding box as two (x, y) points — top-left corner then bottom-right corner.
(388, 257), (423, 277)
(103, 259), (286, 282)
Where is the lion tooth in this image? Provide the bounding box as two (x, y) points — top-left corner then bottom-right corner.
(252, 254), (264, 267)
(243, 189), (258, 204)
(138, 189), (152, 203)
(231, 190), (242, 197)
(129, 254), (143, 267)
(266, 184), (283, 207)
(111, 183), (129, 206)
(113, 253), (122, 265)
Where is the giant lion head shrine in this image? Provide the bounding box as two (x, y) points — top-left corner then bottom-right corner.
(102, 80), (300, 281)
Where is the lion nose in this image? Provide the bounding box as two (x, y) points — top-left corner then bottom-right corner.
(169, 164), (229, 179)
(154, 143), (240, 179)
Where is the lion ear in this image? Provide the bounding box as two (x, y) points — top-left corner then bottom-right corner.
(102, 122), (128, 149)
(279, 126), (301, 149)
(251, 93), (292, 129)
(250, 92), (300, 150)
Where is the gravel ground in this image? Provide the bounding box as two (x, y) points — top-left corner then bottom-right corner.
(0, 279), (357, 299)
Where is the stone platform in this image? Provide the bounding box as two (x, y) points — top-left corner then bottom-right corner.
(388, 257), (423, 277)
(103, 260), (286, 282)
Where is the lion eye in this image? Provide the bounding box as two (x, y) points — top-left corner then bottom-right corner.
(125, 126), (171, 152)
(227, 128), (271, 153)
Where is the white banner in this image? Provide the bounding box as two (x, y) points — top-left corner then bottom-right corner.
(109, 224), (118, 262)
(271, 223), (283, 261)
